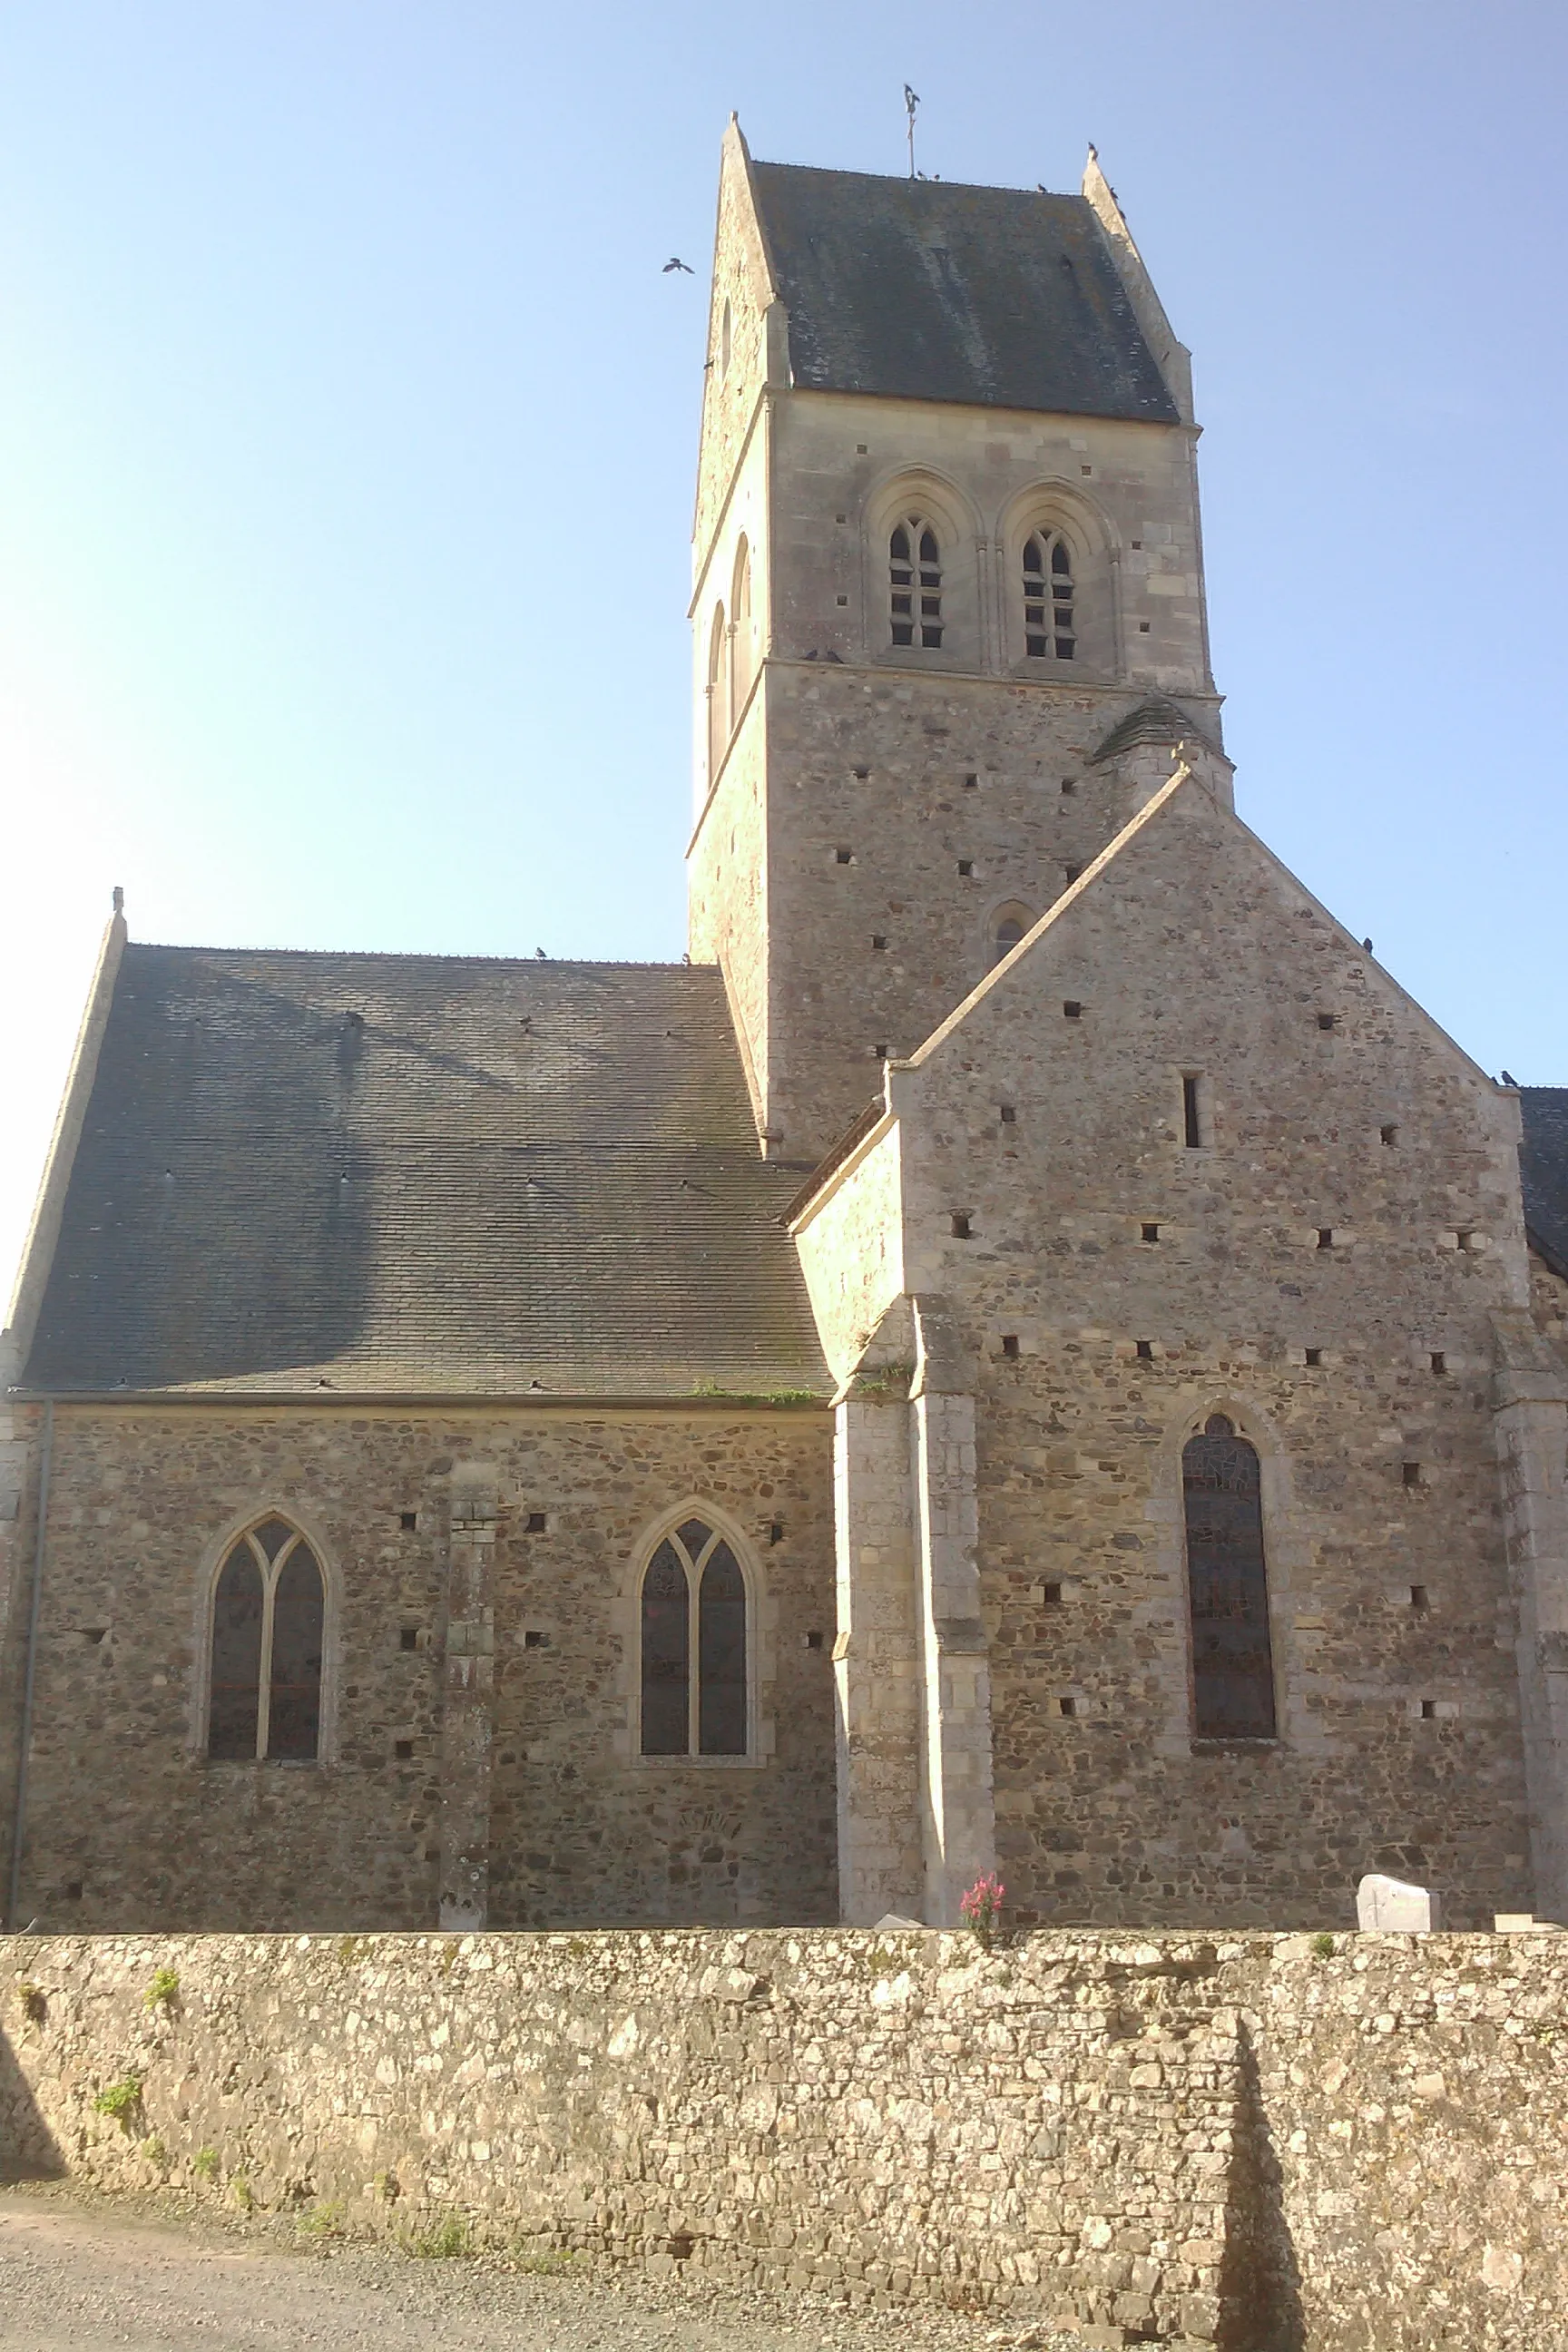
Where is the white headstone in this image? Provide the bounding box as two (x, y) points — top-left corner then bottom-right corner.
(1357, 1872), (1439, 1932)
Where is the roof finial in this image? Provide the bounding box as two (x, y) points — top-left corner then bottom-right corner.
(112, 886), (124, 916)
(904, 83), (920, 180)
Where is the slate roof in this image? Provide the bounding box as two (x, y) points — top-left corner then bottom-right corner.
(750, 162), (1179, 424)
(20, 946), (829, 1400)
(1520, 1089), (1568, 1281)
(1088, 697), (1220, 767)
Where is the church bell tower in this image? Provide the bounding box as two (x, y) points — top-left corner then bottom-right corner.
(688, 120), (1230, 1165)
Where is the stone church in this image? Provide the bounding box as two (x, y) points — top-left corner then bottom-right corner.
(4, 122), (1567, 1936)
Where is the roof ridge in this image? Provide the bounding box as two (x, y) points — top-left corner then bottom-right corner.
(126, 943), (710, 973)
(754, 157), (1088, 203)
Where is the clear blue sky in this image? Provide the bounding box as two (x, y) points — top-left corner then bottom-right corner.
(3, 1), (1564, 1299)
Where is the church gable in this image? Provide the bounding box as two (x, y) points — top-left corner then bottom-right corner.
(892, 769), (1525, 1328)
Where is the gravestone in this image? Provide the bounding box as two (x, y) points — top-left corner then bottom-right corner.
(1357, 1872), (1439, 1932)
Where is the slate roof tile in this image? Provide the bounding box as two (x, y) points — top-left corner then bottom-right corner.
(1521, 1088), (1568, 1282)
(21, 946), (829, 1399)
(750, 162), (1179, 422)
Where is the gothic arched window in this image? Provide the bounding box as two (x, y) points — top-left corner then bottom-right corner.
(707, 601), (730, 784)
(639, 1517), (749, 1758)
(1024, 530), (1075, 660)
(208, 1516), (325, 1760)
(990, 904), (1034, 966)
(890, 518), (943, 648)
(1182, 1417), (1277, 1740)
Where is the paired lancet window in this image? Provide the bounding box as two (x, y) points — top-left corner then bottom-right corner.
(207, 1516), (325, 1760)
(1182, 1417), (1276, 1740)
(640, 1518), (749, 1757)
(1024, 530), (1075, 659)
(890, 518), (943, 648)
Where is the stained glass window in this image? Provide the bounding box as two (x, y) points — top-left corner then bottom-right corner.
(640, 1519), (749, 1758)
(1183, 1417), (1277, 1739)
(206, 1519), (325, 1761)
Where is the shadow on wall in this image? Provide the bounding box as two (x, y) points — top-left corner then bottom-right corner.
(0, 2018), (64, 2182)
(1219, 2017), (1305, 2352)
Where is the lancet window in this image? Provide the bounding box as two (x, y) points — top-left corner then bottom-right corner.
(730, 538), (754, 711)
(207, 1516), (325, 1761)
(1182, 1417), (1277, 1740)
(1024, 530), (1075, 659)
(707, 601), (730, 784)
(639, 1517), (749, 1758)
(890, 518), (943, 648)
(990, 906), (1034, 966)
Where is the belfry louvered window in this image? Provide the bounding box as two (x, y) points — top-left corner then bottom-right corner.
(1024, 531), (1075, 659)
(640, 1518), (749, 1757)
(207, 1516), (325, 1760)
(890, 518), (943, 648)
(1182, 1418), (1277, 1739)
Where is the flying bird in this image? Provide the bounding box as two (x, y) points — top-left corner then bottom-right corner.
(663, 257), (694, 274)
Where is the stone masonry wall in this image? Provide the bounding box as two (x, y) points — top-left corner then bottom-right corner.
(907, 784), (1533, 1928)
(5, 1926), (1568, 2350)
(799, 771), (1540, 1929)
(757, 662), (1220, 1158)
(0, 1403), (837, 1934)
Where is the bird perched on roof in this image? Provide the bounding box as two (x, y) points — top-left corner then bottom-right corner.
(1362, 937), (1374, 955)
(1503, 1070), (1520, 1087)
(663, 257), (693, 274)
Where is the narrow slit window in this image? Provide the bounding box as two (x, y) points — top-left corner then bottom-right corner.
(206, 1518), (324, 1762)
(890, 517), (943, 648)
(1184, 1416), (1277, 1739)
(1024, 531), (1075, 659)
(1182, 1075), (1202, 1149)
(639, 1520), (750, 1759)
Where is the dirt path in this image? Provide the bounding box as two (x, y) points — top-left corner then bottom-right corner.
(0, 2185), (1057, 2352)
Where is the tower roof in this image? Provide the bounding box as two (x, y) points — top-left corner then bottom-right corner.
(750, 162), (1180, 423)
(1520, 1088), (1568, 1280)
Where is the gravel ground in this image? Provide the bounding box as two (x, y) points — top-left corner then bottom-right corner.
(0, 2184), (1079, 2352)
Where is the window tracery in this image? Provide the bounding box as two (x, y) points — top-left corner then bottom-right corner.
(1024, 529), (1075, 659)
(639, 1517), (749, 1758)
(207, 1515), (325, 1761)
(889, 518), (943, 648)
(1182, 1417), (1277, 1739)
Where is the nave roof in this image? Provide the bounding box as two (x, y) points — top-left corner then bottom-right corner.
(20, 946), (828, 1401)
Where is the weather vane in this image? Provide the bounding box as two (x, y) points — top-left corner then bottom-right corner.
(904, 83), (919, 180)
